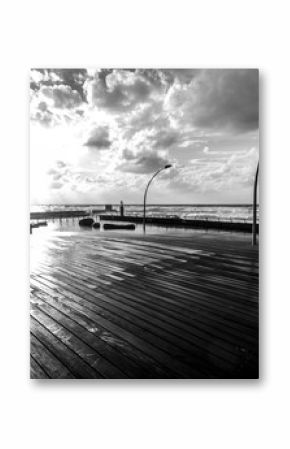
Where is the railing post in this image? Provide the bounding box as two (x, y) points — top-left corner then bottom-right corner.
(252, 162), (259, 246)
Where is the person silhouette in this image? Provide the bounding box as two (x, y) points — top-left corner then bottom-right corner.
(120, 201), (124, 217)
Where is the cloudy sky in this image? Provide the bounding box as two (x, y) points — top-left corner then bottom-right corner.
(30, 68), (259, 205)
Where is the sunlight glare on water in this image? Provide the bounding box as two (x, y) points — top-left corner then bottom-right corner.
(30, 223), (76, 273)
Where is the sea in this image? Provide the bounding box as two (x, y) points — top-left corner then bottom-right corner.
(31, 204), (259, 223)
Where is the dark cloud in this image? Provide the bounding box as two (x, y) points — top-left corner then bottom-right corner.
(56, 160), (66, 168)
(31, 68), (258, 135)
(38, 101), (48, 112)
(47, 168), (58, 175)
(136, 69), (167, 90)
(50, 181), (63, 189)
(162, 69), (201, 85)
(152, 129), (179, 149)
(83, 126), (111, 149)
(51, 69), (87, 100)
(118, 151), (169, 174)
(119, 103), (166, 141)
(31, 108), (55, 127)
(52, 173), (62, 181)
(30, 68), (259, 204)
(168, 69), (259, 133)
(30, 71), (85, 126)
(40, 84), (82, 109)
(122, 149), (135, 160)
(31, 69), (87, 100)
(86, 69), (164, 113)
(47, 162), (69, 182)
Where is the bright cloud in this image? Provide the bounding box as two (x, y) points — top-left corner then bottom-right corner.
(30, 68), (259, 204)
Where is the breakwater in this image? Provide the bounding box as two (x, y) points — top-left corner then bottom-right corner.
(100, 215), (258, 233)
(30, 210), (90, 220)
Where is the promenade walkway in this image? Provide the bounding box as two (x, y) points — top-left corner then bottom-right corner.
(30, 230), (259, 378)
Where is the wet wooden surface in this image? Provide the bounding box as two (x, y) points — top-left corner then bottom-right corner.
(30, 230), (259, 379)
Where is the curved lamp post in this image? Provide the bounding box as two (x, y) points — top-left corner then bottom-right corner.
(143, 164), (172, 232)
(252, 162), (259, 246)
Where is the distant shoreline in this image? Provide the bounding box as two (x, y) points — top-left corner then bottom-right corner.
(31, 203), (259, 207)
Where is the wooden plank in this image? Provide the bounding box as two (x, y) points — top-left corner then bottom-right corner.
(67, 255), (258, 318)
(31, 316), (103, 378)
(48, 261), (258, 338)
(68, 246), (259, 305)
(106, 279), (258, 345)
(30, 231), (259, 378)
(31, 307), (126, 379)
(62, 258), (258, 330)
(32, 287), (175, 378)
(30, 334), (75, 379)
(35, 299), (160, 379)
(30, 355), (49, 379)
(32, 276), (206, 378)
(34, 260), (258, 362)
(34, 273), (234, 376)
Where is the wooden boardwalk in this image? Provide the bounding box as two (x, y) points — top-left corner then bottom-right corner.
(30, 230), (259, 379)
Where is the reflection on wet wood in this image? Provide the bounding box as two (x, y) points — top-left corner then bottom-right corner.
(30, 231), (259, 379)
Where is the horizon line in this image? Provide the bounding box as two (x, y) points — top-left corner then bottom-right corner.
(31, 202), (259, 207)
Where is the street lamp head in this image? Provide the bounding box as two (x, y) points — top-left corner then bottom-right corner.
(164, 164), (172, 169)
